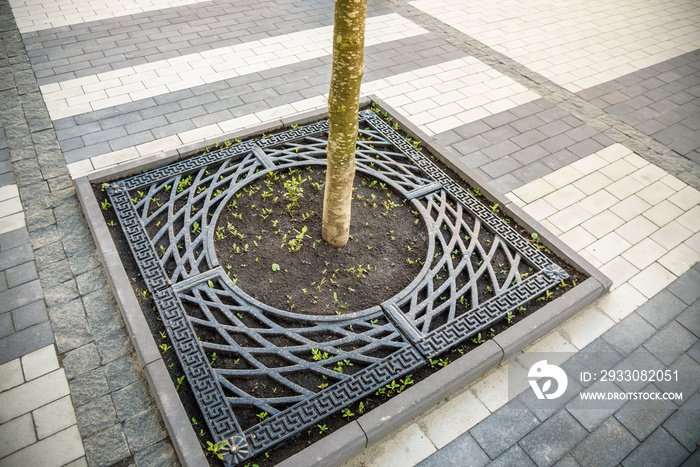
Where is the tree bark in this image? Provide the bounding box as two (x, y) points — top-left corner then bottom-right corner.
(322, 0), (367, 247)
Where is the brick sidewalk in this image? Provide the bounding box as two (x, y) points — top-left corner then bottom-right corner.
(0, 0), (698, 465)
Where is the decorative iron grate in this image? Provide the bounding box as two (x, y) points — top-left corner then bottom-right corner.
(106, 109), (567, 465)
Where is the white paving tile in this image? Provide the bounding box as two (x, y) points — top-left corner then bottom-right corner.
(412, 0), (700, 91)
(419, 389), (490, 449)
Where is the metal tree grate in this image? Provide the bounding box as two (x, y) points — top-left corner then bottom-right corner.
(106, 109), (568, 465)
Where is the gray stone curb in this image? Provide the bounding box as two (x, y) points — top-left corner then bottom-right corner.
(73, 98), (609, 467)
(73, 176), (207, 466)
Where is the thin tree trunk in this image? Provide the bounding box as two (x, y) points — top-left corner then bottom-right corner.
(322, 0), (367, 247)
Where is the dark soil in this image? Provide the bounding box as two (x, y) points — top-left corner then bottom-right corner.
(215, 165), (427, 315)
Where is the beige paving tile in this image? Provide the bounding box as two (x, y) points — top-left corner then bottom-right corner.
(558, 305), (615, 350)
(605, 176), (646, 200)
(609, 195), (652, 222)
(0, 359), (23, 393)
(595, 283), (647, 322)
(419, 389), (490, 448)
(569, 154), (608, 176)
(578, 190), (619, 216)
(649, 220), (693, 251)
(581, 210), (625, 239)
(668, 185), (700, 210)
(347, 423), (435, 467)
(658, 243), (700, 276)
(0, 370), (69, 424)
(621, 238), (667, 269)
(628, 263), (677, 299)
(0, 426), (83, 467)
(660, 173), (687, 191)
(32, 396), (77, 440)
(675, 205), (700, 233)
(597, 143), (633, 163)
(628, 163), (667, 186)
(515, 331), (577, 370)
(521, 198), (558, 221)
(684, 232), (700, 255)
(542, 165), (585, 189)
(614, 215), (659, 246)
(544, 184), (588, 211)
(635, 180), (677, 206)
(21, 345), (59, 382)
(643, 200), (684, 227)
(0, 413), (35, 459)
(559, 226), (597, 251)
(599, 159), (637, 181)
(511, 179), (557, 204)
(471, 364), (511, 412)
(585, 232), (633, 264)
(572, 171), (614, 195)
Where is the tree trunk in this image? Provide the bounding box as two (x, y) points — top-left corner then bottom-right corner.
(322, 0), (367, 247)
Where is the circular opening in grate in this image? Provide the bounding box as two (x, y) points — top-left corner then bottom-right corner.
(213, 165), (428, 316)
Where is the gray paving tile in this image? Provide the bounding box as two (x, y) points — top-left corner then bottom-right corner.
(481, 155), (522, 178)
(0, 320), (54, 365)
(418, 432), (489, 467)
(637, 290), (688, 329)
(552, 455), (581, 467)
(662, 392), (700, 454)
(611, 347), (667, 392)
(602, 312), (657, 357)
(655, 354), (700, 407)
(519, 373), (584, 422)
(11, 300), (48, 331)
(643, 320), (697, 366)
(680, 450), (700, 467)
(470, 399), (539, 459)
(622, 427), (690, 467)
(566, 379), (627, 431)
(4, 260), (38, 288)
(490, 444), (536, 467)
(687, 340), (700, 365)
(571, 417), (638, 467)
(519, 410), (588, 467)
(0, 279), (43, 314)
(667, 269), (700, 306)
(563, 339), (624, 388)
(614, 383), (677, 441)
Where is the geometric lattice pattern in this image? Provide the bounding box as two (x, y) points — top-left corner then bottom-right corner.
(106, 109), (567, 465)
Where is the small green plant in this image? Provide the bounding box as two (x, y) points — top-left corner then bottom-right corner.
(206, 440), (228, 460)
(101, 199), (111, 210)
(311, 348), (330, 361)
(176, 375), (186, 390)
(471, 333), (485, 344)
(341, 408), (354, 418)
(271, 263), (281, 271)
(191, 417), (198, 425)
(256, 412), (269, 421)
(490, 203), (499, 213)
(317, 424), (328, 435)
(506, 311), (514, 324)
(159, 343), (171, 352)
(210, 352), (218, 364)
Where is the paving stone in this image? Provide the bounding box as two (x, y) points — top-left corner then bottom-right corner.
(69, 367), (110, 408)
(662, 390), (700, 452)
(32, 395), (78, 440)
(62, 342), (101, 380)
(133, 438), (179, 467)
(104, 353), (143, 392)
(4, 260), (37, 288)
(74, 394), (117, 437)
(667, 269), (700, 305)
(677, 300), (700, 339)
(82, 423), (131, 467)
(611, 347), (667, 392)
(622, 427), (690, 467)
(655, 354), (700, 408)
(11, 299), (48, 331)
(0, 321), (55, 365)
(82, 289), (124, 340)
(112, 379), (154, 421)
(637, 290), (688, 329)
(0, 425), (84, 467)
(0, 227), (29, 251)
(614, 383), (678, 441)
(518, 373), (584, 422)
(571, 417), (638, 467)
(47, 299), (91, 354)
(491, 444), (537, 467)
(418, 432), (489, 467)
(602, 312), (657, 357)
(0, 412), (35, 458)
(519, 409), (588, 467)
(95, 328), (132, 365)
(123, 406), (168, 453)
(0, 368), (69, 424)
(643, 320), (697, 366)
(566, 379), (626, 431)
(470, 398), (540, 459)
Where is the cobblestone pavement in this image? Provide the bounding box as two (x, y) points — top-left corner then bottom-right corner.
(0, 0), (698, 465)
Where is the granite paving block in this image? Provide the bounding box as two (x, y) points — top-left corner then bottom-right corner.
(104, 353), (143, 392)
(418, 432), (489, 467)
(622, 427), (690, 467)
(95, 328), (132, 365)
(614, 383), (677, 441)
(82, 423), (131, 467)
(470, 399), (540, 459)
(62, 342), (101, 380)
(69, 367), (111, 408)
(123, 406), (169, 454)
(112, 379), (155, 421)
(519, 410), (588, 467)
(133, 438), (179, 467)
(601, 312), (657, 357)
(571, 417), (638, 467)
(74, 394), (118, 437)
